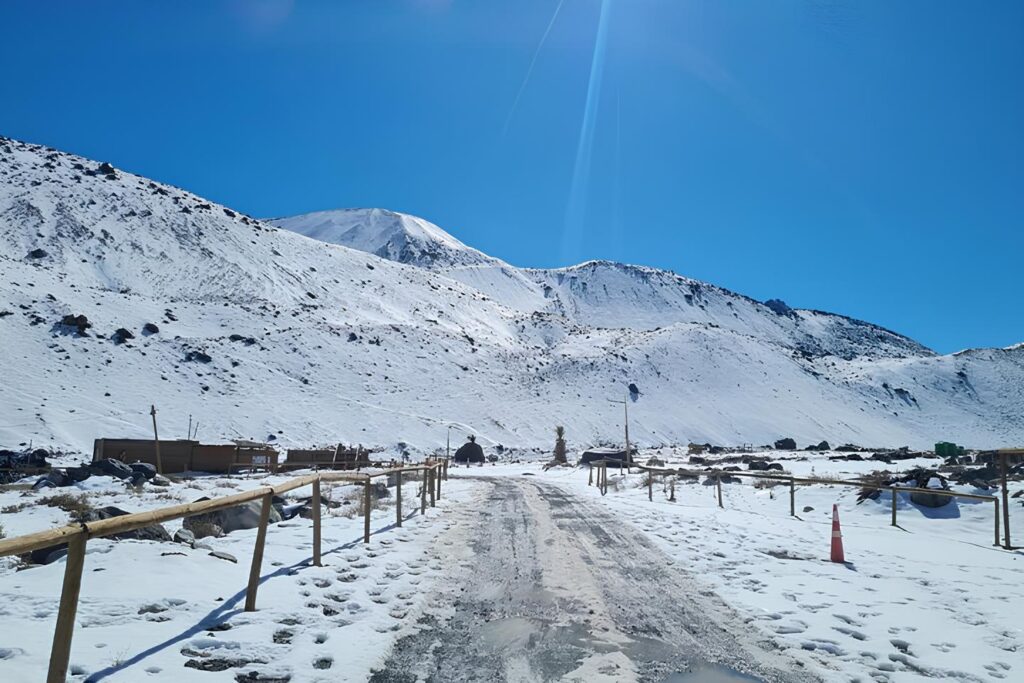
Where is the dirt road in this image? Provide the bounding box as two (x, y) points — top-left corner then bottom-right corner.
(370, 477), (816, 683)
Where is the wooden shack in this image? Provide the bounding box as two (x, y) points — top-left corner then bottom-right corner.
(280, 445), (373, 471)
(92, 438), (278, 474)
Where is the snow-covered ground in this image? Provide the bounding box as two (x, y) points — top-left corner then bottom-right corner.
(477, 451), (1024, 682)
(0, 465), (483, 682)
(1, 449), (1020, 682)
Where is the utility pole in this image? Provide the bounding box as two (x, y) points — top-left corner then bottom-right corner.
(150, 405), (163, 474)
(608, 393), (632, 472)
(623, 391), (631, 468)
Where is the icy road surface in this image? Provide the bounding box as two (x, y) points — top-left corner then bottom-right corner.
(371, 476), (814, 683)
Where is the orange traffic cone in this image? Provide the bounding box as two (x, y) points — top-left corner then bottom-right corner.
(830, 504), (845, 563)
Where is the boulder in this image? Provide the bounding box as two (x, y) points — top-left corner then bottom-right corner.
(65, 465), (92, 483)
(81, 506), (172, 542)
(129, 462), (157, 479)
(173, 528), (196, 546)
(150, 474), (172, 487)
(184, 498), (282, 538)
(766, 462), (784, 471)
(110, 328), (135, 344)
(142, 322), (160, 335)
(89, 458), (134, 480)
(57, 314), (91, 336)
(127, 471), (148, 487)
(774, 438), (797, 451)
(33, 469), (70, 489)
(747, 460), (769, 471)
(26, 248), (48, 259)
(646, 457), (665, 467)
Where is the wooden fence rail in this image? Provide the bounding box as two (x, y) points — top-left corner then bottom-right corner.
(0, 460), (447, 683)
(587, 460), (1006, 549)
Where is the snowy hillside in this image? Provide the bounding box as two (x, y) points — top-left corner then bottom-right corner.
(2, 136), (1023, 454)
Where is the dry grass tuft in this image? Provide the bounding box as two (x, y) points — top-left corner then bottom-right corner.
(38, 493), (94, 522)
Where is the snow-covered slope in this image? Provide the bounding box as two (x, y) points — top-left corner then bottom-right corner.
(2, 136), (1023, 454)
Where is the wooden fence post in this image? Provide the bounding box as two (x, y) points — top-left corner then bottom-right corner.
(443, 459), (449, 481)
(363, 479), (372, 544)
(429, 467), (436, 508)
(46, 533), (86, 683)
(891, 487), (898, 527)
(716, 473), (723, 508)
(994, 499), (1001, 547)
(420, 470), (427, 514)
(244, 493), (274, 612)
(435, 465), (442, 501)
(395, 471), (403, 528)
(789, 478), (796, 517)
(669, 475), (676, 502)
(588, 465), (593, 486)
(1000, 453), (1012, 549)
(150, 404), (163, 475)
(648, 470), (653, 501)
(312, 478), (322, 567)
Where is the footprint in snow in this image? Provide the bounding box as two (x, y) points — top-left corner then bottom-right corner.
(774, 621), (807, 635)
(833, 626), (867, 641)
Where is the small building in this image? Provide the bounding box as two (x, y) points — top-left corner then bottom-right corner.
(92, 438), (278, 474)
(281, 445), (373, 470)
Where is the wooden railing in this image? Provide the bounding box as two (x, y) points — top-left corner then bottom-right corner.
(587, 460), (1006, 549)
(0, 458), (449, 683)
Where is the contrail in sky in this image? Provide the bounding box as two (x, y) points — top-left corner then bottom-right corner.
(561, 0), (613, 263)
(501, 0), (565, 137)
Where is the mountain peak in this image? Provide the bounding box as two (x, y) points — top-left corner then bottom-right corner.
(271, 208), (496, 270)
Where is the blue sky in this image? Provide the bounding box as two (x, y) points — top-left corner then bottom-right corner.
(1, 1), (1021, 353)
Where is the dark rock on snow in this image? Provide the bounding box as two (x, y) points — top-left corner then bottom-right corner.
(110, 328), (135, 344)
(57, 314), (91, 336)
(89, 458), (134, 480)
(173, 528), (196, 546)
(184, 498), (282, 538)
(774, 437), (797, 451)
(81, 506), (172, 542)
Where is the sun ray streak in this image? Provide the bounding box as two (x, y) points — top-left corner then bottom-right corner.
(561, 0), (613, 263)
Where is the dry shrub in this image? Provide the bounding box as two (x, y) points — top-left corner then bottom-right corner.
(1, 502), (28, 514)
(38, 493), (94, 522)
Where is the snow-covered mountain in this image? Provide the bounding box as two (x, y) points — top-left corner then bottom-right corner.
(272, 208), (496, 270)
(2, 136), (1023, 454)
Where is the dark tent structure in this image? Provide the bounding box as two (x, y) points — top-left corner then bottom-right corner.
(453, 438), (485, 464)
(579, 447), (634, 468)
